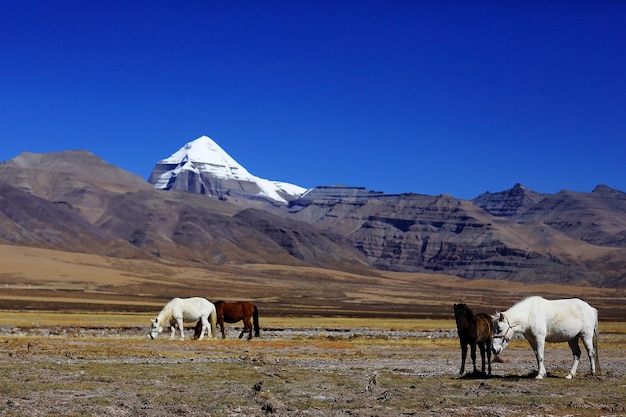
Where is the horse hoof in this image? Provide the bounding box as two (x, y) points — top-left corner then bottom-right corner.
(565, 374), (573, 379)
(535, 374), (544, 380)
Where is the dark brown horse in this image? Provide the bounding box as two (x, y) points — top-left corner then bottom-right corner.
(194, 301), (260, 340)
(454, 303), (493, 376)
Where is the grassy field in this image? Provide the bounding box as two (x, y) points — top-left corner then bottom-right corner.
(0, 310), (455, 331)
(1, 313), (625, 416)
(2, 310), (624, 333)
(1, 244), (625, 415)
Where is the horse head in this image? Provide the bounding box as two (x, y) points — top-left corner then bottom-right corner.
(453, 303), (473, 328)
(492, 312), (514, 354)
(149, 318), (163, 340)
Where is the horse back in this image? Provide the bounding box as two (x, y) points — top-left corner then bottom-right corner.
(216, 301), (253, 323)
(546, 298), (597, 335)
(473, 313), (493, 342)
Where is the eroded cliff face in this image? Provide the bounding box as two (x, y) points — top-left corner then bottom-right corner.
(474, 184), (626, 247)
(473, 183), (547, 217)
(287, 187), (613, 284)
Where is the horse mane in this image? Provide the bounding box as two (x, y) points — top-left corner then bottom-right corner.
(156, 301), (174, 324)
(493, 296), (540, 319)
(517, 295), (544, 306)
(509, 296), (541, 313)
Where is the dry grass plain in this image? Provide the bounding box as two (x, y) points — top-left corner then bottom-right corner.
(1, 314), (625, 417)
(1, 245), (624, 320)
(1, 244), (625, 416)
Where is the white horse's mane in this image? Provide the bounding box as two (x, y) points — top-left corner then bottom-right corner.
(155, 300), (175, 324)
(498, 296), (545, 317)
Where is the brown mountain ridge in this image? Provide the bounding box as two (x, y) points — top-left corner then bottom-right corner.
(287, 186), (626, 286)
(0, 151), (368, 271)
(1, 150), (625, 288)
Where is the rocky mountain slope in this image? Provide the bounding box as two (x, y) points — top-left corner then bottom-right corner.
(286, 185), (626, 286)
(1, 149), (625, 287)
(475, 183), (626, 247)
(472, 183), (548, 217)
(0, 151), (368, 271)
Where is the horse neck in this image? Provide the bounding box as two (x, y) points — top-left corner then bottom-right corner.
(456, 311), (475, 332)
(504, 303), (530, 333)
(156, 306), (173, 324)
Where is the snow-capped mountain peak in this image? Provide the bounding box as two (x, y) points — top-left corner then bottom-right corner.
(160, 135), (253, 181)
(149, 135), (307, 203)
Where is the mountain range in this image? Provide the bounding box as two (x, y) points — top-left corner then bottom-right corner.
(1, 136), (625, 288)
(288, 184), (626, 287)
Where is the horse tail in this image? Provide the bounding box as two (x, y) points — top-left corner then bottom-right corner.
(593, 316), (601, 376)
(253, 305), (260, 337)
(209, 306), (217, 339)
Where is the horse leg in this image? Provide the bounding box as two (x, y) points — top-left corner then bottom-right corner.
(253, 306), (260, 337)
(478, 342), (486, 375)
(566, 337), (582, 379)
(581, 332), (598, 376)
(459, 341), (467, 375)
(219, 318), (226, 339)
(169, 321), (177, 340)
(197, 317), (208, 340)
(241, 317), (253, 340)
(470, 342), (478, 374)
(530, 337), (547, 379)
(176, 318), (185, 341)
(486, 339), (492, 376)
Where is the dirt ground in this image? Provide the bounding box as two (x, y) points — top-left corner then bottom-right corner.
(1, 324), (625, 417)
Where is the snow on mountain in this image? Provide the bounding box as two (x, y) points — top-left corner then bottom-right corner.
(152, 135), (307, 203)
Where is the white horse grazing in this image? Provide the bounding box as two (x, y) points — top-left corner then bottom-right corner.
(149, 297), (217, 340)
(492, 296), (599, 379)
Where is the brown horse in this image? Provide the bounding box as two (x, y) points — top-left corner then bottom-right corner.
(194, 301), (260, 340)
(454, 303), (493, 376)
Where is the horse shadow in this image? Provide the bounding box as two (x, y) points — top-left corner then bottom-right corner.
(457, 370), (494, 380)
(457, 370), (561, 380)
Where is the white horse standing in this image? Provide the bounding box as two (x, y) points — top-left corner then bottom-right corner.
(149, 297), (217, 340)
(492, 296), (600, 379)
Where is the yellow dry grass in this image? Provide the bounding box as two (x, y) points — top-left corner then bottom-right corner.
(0, 310), (454, 330)
(1, 243), (624, 322)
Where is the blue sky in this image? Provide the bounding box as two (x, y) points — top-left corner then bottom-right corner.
(1, 1), (625, 199)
